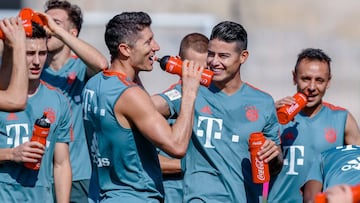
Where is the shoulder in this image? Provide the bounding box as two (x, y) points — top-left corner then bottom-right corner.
(243, 82), (275, 102)
(40, 80), (67, 101)
(322, 102), (348, 112)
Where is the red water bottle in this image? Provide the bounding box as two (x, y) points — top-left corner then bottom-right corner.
(24, 112), (51, 170)
(155, 55), (214, 87)
(249, 132), (270, 183)
(0, 8), (33, 40)
(0, 8), (47, 40)
(314, 184), (360, 203)
(276, 92), (307, 124)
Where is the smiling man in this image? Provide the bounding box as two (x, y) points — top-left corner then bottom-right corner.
(268, 48), (360, 203)
(152, 21), (283, 202)
(82, 11), (204, 202)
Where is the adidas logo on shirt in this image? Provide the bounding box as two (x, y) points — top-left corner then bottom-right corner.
(341, 156), (360, 171)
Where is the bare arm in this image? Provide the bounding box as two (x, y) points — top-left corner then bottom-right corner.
(344, 112), (360, 145)
(38, 12), (108, 77)
(303, 180), (323, 203)
(53, 142), (71, 203)
(0, 17), (27, 111)
(158, 154), (182, 174)
(117, 60), (202, 158)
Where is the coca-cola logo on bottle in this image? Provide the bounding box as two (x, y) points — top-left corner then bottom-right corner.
(255, 157), (265, 181)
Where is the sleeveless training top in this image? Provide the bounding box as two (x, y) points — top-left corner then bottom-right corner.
(83, 70), (164, 202)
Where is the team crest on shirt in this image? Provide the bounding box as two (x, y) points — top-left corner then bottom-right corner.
(324, 127), (337, 143)
(43, 108), (56, 124)
(67, 72), (77, 85)
(245, 105), (258, 122)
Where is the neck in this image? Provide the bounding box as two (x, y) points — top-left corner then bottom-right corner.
(46, 47), (72, 71)
(301, 102), (323, 117)
(28, 79), (40, 95)
(214, 73), (243, 95)
(109, 59), (137, 82)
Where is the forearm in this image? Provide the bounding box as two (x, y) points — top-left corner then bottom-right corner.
(0, 148), (13, 163)
(0, 45), (12, 89)
(170, 91), (196, 152)
(6, 41), (27, 109)
(269, 151), (283, 176)
(0, 43), (27, 110)
(158, 155), (182, 174)
(53, 143), (72, 203)
(54, 159), (72, 203)
(55, 28), (107, 75)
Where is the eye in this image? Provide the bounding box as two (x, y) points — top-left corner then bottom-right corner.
(207, 51), (215, 58)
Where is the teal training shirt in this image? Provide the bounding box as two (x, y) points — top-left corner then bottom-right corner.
(41, 56), (91, 181)
(83, 70), (164, 202)
(159, 82), (280, 203)
(0, 81), (71, 202)
(268, 102), (347, 203)
(304, 145), (360, 191)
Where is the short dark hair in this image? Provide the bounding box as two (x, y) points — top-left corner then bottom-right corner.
(179, 33), (209, 59)
(294, 48), (332, 76)
(210, 21), (247, 52)
(31, 22), (47, 39)
(105, 12), (152, 62)
(45, 0), (83, 35)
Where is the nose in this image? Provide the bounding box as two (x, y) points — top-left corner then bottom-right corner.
(152, 40), (160, 52)
(208, 54), (221, 67)
(33, 54), (40, 65)
(307, 80), (316, 93)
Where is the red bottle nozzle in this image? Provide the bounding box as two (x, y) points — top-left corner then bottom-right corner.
(155, 55), (214, 87)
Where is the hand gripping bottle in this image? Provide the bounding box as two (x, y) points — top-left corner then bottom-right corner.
(276, 92), (307, 124)
(0, 8), (47, 40)
(249, 132), (270, 183)
(0, 8), (33, 40)
(314, 184), (360, 203)
(155, 55), (214, 87)
(24, 112), (51, 170)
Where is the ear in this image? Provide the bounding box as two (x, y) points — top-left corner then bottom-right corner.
(292, 70), (297, 85)
(326, 75), (332, 89)
(239, 50), (249, 64)
(119, 43), (130, 57)
(70, 28), (78, 37)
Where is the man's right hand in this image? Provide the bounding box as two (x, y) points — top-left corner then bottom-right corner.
(11, 141), (45, 163)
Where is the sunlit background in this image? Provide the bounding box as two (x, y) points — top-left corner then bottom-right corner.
(2, 0), (360, 123)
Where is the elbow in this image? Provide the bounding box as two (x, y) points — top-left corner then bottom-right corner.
(165, 145), (187, 159)
(99, 59), (109, 70)
(93, 57), (108, 71)
(6, 98), (27, 111)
